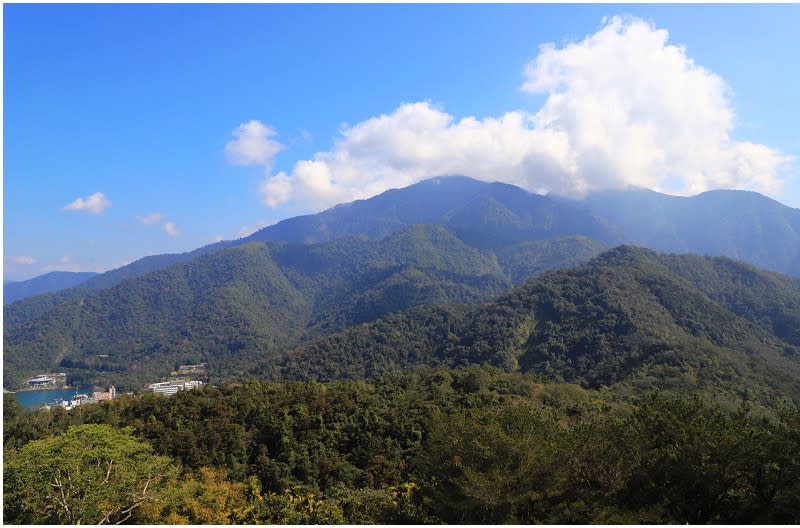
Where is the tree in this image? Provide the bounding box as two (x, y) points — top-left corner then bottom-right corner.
(417, 404), (567, 523)
(137, 466), (262, 524)
(4, 424), (178, 524)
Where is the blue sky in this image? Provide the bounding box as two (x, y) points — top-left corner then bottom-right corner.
(4, 4), (800, 281)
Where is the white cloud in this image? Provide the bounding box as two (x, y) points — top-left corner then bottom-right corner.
(225, 120), (285, 169)
(259, 172), (294, 207)
(237, 220), (275, 239)
(259, 103), (566, 209)
(3, 256), (37, 274)
(520, 15), (791, 196)
(96, 259), (132, 273)
(253, 16), (791, 212)
(63, 192), (111, 214)
(136, 212), (165, 225)
(136, 213), (181, 238)
(41, 255), (81, 273)
(164, 222), (180, 237)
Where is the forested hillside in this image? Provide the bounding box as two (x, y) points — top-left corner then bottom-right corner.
(276, 246), (800, 414)
(4, 367), (799, 524)
(9, 176), (800, 306)
(4, 225), (603, 389)
(245, 176), (623, 248)
(8, 240), (800, 410)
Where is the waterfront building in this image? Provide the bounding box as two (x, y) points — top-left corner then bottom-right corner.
(145, 379), (203, 395)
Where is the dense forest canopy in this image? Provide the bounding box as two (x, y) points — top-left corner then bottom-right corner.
(4, 228), (604, 389)
(4, 367), (799, 524)
(276, 246), (800, 415)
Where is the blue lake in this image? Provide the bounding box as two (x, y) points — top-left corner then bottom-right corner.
(14, 388), (93, 409)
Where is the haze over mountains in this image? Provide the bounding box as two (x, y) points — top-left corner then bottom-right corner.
(573, 188), (800, 275)
(4, 271), (98, 304)
(5, 175), (800, 411)
(248, 175), (800, 276)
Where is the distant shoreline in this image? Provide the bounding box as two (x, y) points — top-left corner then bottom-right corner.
(14, 385), (73, 392)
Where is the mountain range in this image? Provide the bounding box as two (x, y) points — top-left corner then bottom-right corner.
(572, 187), (800, 274)
(8, 176), (800, 307)
(277, 245), (800, 411)
(5, 176), (800, 410)
(244, 176), (624, 249)
(4, 271), (98, 304)
(3, 223), (603, 389)
(9, 175), (800, 308)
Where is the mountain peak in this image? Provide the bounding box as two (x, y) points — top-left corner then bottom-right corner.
(244, 176), (623, 250)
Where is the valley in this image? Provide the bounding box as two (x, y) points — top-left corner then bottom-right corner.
(6, 177), (800, 408)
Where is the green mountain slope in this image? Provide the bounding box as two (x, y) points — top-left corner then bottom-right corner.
(2, 241), (235, 317)
(269, 224), (512, 337)
(655, 253), (800, 345)
(495, 236), (607, 283)
(443, 182), (622, 249)
(277, 246), (800, 410)
(4, 225), (600, 389)
(4, 243), (312, 389)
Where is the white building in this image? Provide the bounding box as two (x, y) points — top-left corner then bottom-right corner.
(43, 393), (89, 411)
(23, 372), (67, 388)
(145, 379), (203, 395)
(26, 375), (55, 386)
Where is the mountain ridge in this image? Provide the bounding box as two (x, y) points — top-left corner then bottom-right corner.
(275, 245), (800, 412)
(245, 176), (624, 248)
(571, 186), (800, 275)
(3, 271), (98, 304)
(4, 224), (604, 388)
(9, 176), (800, 305)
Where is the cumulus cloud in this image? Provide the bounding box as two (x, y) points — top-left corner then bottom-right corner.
(164, 222), (180, 237)
(259, 104), (567, 209)
(136, 212), (165, 225)
(63, 192), (111, 214)
(14, 256), (36, 265)
(251, 16), (790, 212)
(520, 15), (791, 195)
(225, 120), (285, 169)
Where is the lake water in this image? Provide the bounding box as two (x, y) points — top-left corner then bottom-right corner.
(14, 388), (94, 409)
